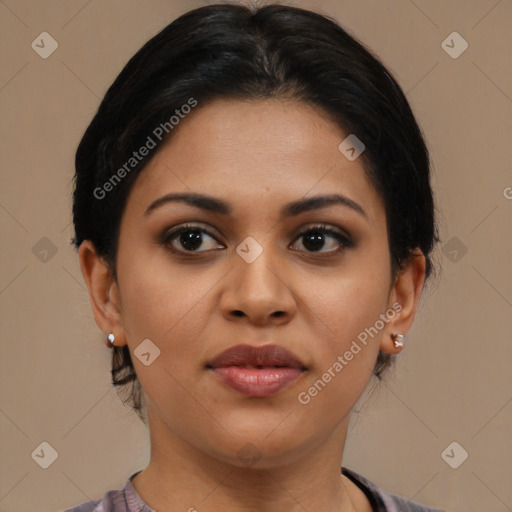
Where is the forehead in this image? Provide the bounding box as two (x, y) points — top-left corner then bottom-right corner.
(127, 98), (383, 221)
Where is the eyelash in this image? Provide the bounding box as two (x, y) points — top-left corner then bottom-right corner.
(161, 223), (354, 256)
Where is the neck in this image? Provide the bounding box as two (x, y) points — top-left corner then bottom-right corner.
(131, 408), (372, 512)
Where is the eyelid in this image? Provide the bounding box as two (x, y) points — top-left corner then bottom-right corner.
(290, 223), (354, 251)
(162, 221), (353, 255)
(162, 222), (222, 247)
(165, 221), (218, 233)
(291, 222), (351, 241)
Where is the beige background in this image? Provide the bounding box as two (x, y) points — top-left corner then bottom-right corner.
(0, 0), (511, 511)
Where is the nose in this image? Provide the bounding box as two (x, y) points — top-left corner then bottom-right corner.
(219, 248), (297, 327)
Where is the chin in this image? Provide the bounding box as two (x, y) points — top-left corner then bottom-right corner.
(196, 421), (314, 470)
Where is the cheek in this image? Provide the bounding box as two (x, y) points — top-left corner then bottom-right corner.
(300, 280), (386, 384)
(297, 254), (391, 400)
(293, 287), (388, 426)
(116, 259), (216, 417)
(309, 259), (391, 344)
(118, 256), (217, 351)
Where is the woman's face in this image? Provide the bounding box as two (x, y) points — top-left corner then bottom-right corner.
(107, 98), (410, 467)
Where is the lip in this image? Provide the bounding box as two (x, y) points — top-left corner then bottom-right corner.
(206, 344), (307, 397)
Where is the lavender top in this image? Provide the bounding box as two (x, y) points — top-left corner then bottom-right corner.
(63, 467), (444, 512)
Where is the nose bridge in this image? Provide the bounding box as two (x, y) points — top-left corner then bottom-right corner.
(221, 238), (295, 322)
(238, 249), (281, 295)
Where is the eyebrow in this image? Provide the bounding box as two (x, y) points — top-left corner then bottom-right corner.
(144, 192), (367, 219)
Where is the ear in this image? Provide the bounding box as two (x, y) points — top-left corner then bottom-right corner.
(380, 249), (426, 354)
(78, 240), (127, 347)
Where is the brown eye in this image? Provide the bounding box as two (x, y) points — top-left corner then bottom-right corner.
(291, 225), (353, 254)
(162, 224), (223, 253)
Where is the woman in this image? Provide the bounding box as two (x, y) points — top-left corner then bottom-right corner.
(66, 2), (442, 511)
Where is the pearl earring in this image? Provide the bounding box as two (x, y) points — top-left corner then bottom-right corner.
(107, 333), (115, 346)
(391, 333), (405, 349)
